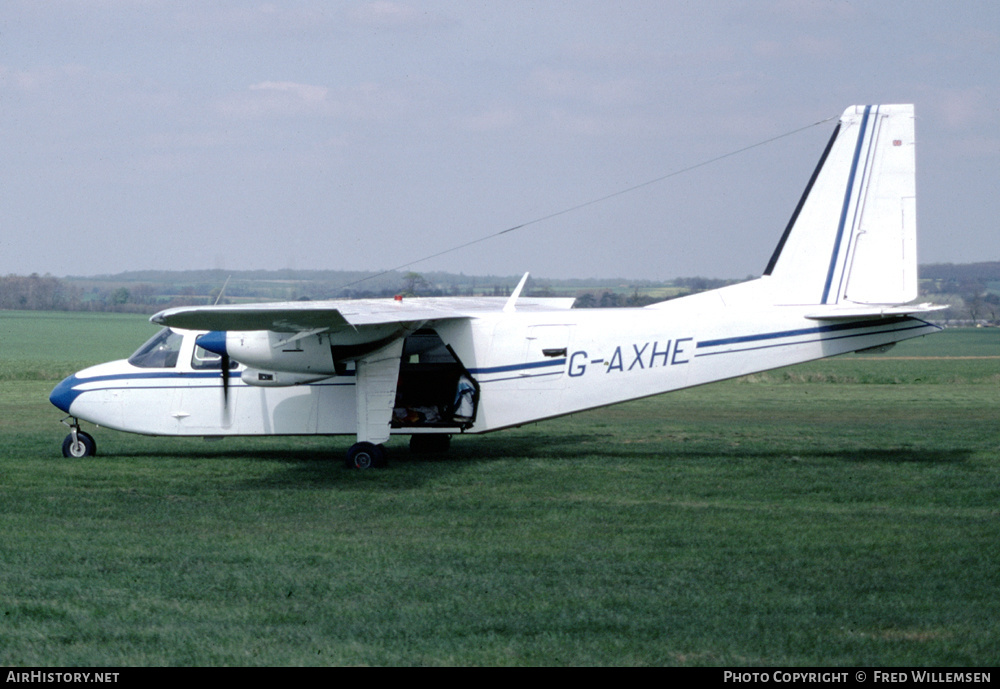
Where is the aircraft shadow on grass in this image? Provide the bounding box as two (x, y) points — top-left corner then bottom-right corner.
(97, 434), (972, 493)
(441, 437), (974, 465)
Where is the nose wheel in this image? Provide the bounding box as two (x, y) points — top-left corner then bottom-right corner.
(60, 418), (97, 458)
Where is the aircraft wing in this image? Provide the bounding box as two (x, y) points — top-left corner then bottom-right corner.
(151, 296), (576, 332)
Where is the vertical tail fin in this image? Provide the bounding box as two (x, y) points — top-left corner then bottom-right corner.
(765, 105), (917, 306)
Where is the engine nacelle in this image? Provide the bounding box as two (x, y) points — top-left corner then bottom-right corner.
(241, 367), (333, 387)
(225, 331), (337, 375)
(196, 326), (406, 375)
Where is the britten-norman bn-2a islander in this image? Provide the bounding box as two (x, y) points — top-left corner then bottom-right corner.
(51, 104), (942, 468)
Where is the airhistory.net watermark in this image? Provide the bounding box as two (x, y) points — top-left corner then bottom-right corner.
(6, 673), (119, 684)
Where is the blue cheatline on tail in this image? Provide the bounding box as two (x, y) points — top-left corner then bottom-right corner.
(762, 104), (918, 307)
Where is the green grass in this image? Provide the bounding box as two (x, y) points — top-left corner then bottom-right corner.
(744, 326), (1000, 386)
(0, 311), (151, 381)
(0, 312), (998, 665)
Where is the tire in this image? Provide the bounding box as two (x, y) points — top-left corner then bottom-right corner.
(346, 442), (386, 469)
(62, 431), (97, 458)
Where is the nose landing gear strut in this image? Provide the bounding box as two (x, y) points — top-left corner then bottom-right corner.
(60, 416), (97, 458)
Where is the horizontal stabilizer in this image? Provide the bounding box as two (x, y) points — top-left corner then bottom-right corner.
(805, 303), (946, 321)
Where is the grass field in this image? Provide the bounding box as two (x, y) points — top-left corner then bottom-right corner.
(0, 311), (997, 666)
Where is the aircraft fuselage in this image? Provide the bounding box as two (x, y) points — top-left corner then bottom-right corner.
(50, 292), (939, 440)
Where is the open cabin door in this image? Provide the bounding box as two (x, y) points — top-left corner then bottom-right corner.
(392, 329), (479, 432)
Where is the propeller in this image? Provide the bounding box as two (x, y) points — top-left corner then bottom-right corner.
(221, 352), (231, 410)
(212, 278), (232, 411)
(196, 331), (232, 415)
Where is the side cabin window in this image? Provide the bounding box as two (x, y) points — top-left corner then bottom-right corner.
(128, 328), (183, 369)
(191, 345), (238, 370)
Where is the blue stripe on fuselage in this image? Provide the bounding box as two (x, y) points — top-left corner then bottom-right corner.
(695, 318), (937, 357)
(51, 357), (567, 414)
(697, 319), (876, 349)
(49, 370), (236, 413)
(468, 359), (566, 376)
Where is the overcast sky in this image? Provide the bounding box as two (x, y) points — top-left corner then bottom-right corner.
(2, 1), (998, 281)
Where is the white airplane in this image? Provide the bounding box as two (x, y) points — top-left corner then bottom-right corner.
(51, 104), (942, 468)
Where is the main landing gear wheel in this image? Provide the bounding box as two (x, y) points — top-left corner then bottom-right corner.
(345, 442), (387, 469)
(62, 431), (97, 458)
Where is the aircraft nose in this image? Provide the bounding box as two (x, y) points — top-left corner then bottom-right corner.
(50, 374), (81, 413)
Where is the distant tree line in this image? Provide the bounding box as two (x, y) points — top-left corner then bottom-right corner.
(0, 274), (80, 311)
(0, 273), (197, 313)
(918, 262), (1000, 325)
(573, 291), (662, 308)
(3, 263), (998, 323)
